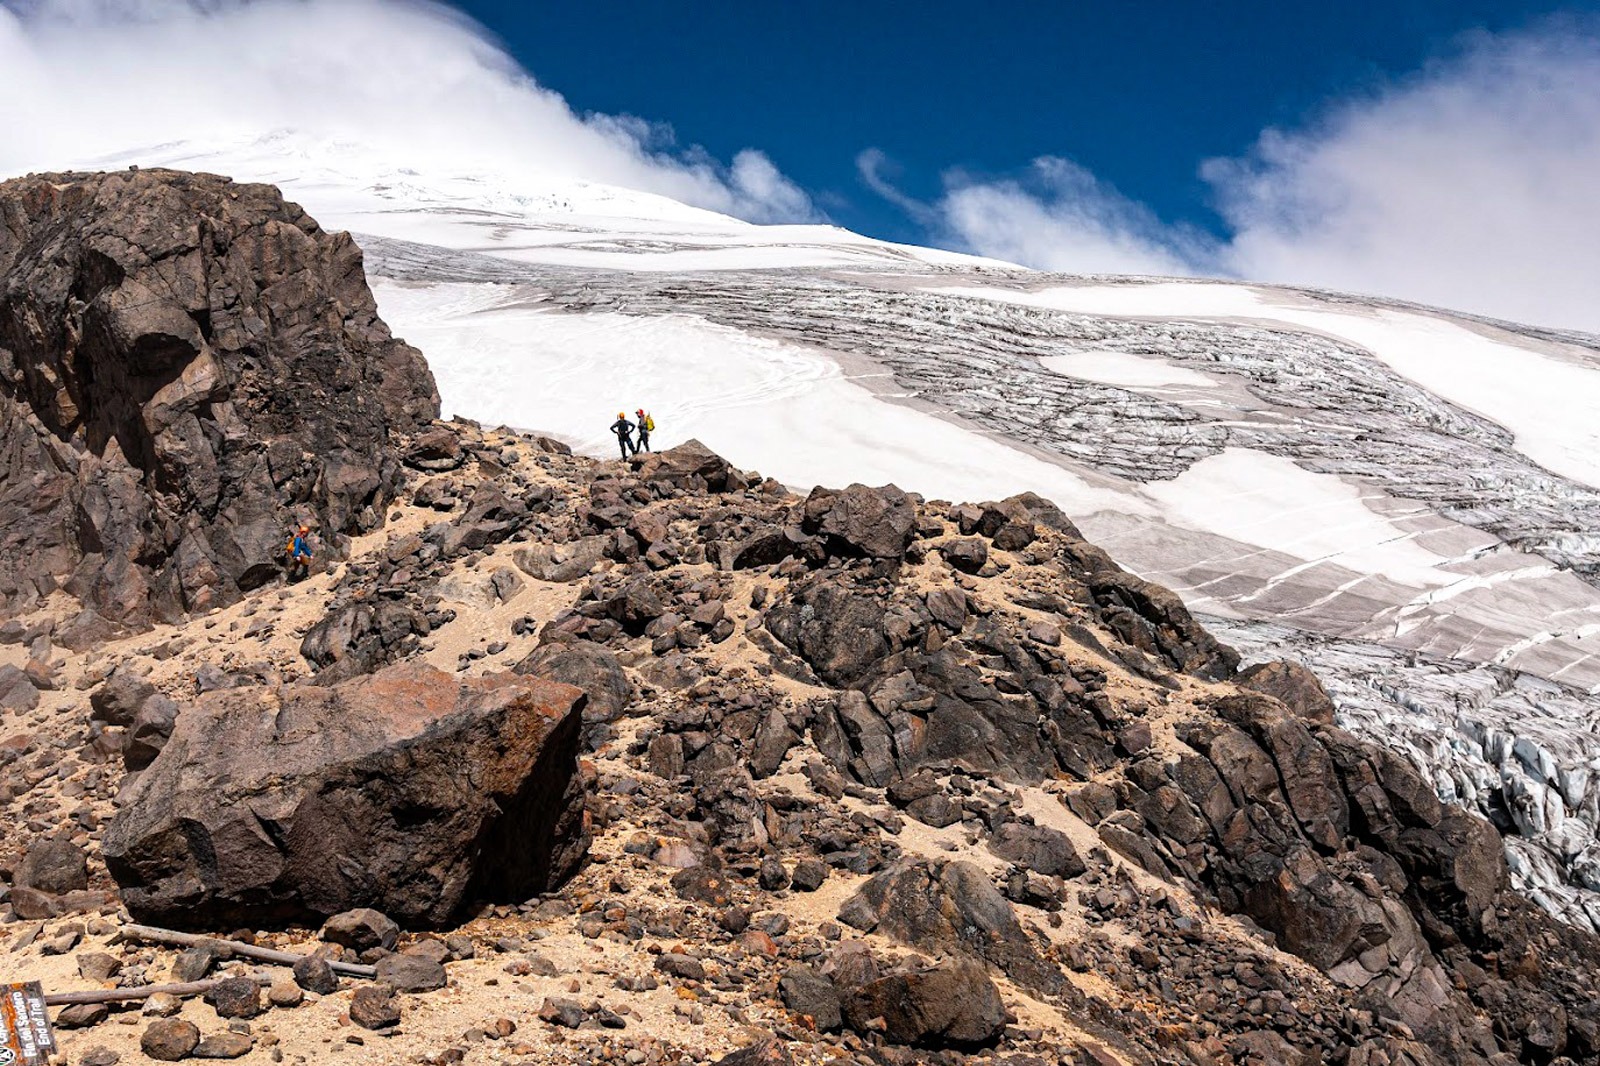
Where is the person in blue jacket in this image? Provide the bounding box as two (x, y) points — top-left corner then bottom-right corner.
(286, 525), (313, 581)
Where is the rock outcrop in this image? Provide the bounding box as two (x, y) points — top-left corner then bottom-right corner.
(0, 169), (437, 633)
(103, 663), (588, 928)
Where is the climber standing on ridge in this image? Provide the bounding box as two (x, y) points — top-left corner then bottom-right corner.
(610, 411), (637, 459)
(285, 525), (313, 582)
(635, 408), (654, 453)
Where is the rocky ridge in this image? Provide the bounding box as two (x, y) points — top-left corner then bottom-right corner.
(4, 419), (1599, 1065)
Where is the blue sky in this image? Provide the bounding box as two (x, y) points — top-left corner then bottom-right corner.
(2, 0), (1598, 328)
(452, 0), (1597, 247)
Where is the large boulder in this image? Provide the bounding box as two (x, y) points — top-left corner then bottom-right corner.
(765, 581), (889, 687)
(514, 641), (633, 744)
(0, 662), (38, 711)
(0, 169), (438, 627)
(89, 668), (158, 726)
(124, 693), (179, 770)
(841, 960), (1006, 1050)
(1088, 571), (1239, 680)
(102, 662), (588, 929)
(1237, 660), (1337, 725)
(837, 859), (1063, 994)
(298, 599), (428, 683)
(803, 483), (917, 560)
(16, 837), (89, 895)
(987, 821), (1086, 879)
(635, 440), (743, 494)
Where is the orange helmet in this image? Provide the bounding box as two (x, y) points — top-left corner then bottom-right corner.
(617, 411), (626, 419)
(298, 525), (309, 533)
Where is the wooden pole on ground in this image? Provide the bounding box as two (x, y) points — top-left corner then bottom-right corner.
(43, 975), (271, 1007)
(115, 923), (377, 979)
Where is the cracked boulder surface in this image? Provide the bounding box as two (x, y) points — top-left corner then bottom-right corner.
(0, 169), (438, 635)
(102, 662), (589, 930)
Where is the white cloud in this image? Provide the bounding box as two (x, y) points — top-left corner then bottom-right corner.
(902, 21), (1600, 332)
(1211, 25), (1600, 331)
(0, 0), (815, 224)
(936, 158), (1205, 277)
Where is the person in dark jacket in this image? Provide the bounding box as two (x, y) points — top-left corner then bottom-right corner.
(635, 408), (653, 452)
(610, 412), (637, 458)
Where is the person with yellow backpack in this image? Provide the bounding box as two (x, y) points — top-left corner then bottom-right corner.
(635, 408), (655, 453)
(285, 525), (313, 581)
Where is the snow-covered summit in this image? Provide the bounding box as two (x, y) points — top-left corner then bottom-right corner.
(87, 132), (1002, 272)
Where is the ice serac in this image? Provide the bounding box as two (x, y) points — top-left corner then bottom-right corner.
(102, 662), (588, 930)
(0, 169), (438, 635)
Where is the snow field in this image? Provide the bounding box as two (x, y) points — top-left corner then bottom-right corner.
(372, 280), (1135, 515)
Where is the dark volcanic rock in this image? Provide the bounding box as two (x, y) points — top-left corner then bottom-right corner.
(0, 169), (438, 627)
(515, 640), (632, 743)
(16, 837), (88, 894)
(1237, 659), (1337, 725)
(103, 663), (588, 929)
(635, 440), (742, 494)
(322, 908), (399, 952)
(141, 1018), (200, 1061)
(349, 985), (401, 1030)
(124, 693), (179, 769)
(193, 1032), (253, 1059)
(403, 425), (464, 471)
(837, 859), (1063, 994)
(89, 669), (157, 726)
(292, 954), (338, 995)
(779, 965), (842, 1031)
(987, 821), (1086, 879)
(203, 976), (262, 1019)
(765, 582), (888, 687)
(1088, 570), (1239, 680)
(55, 1003), (109, 1029)
(940, 538), (989, 574)
(375, 952), (447, 993)
(841, 960), (1006, 1049)
(298, 599), (428, 684)
(0, 662), (39, 710)
(803, 483), (917, 560)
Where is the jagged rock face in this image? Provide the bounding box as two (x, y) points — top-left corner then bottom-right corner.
(102, 663), (587, 929)
(0, 169), (438, 632)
